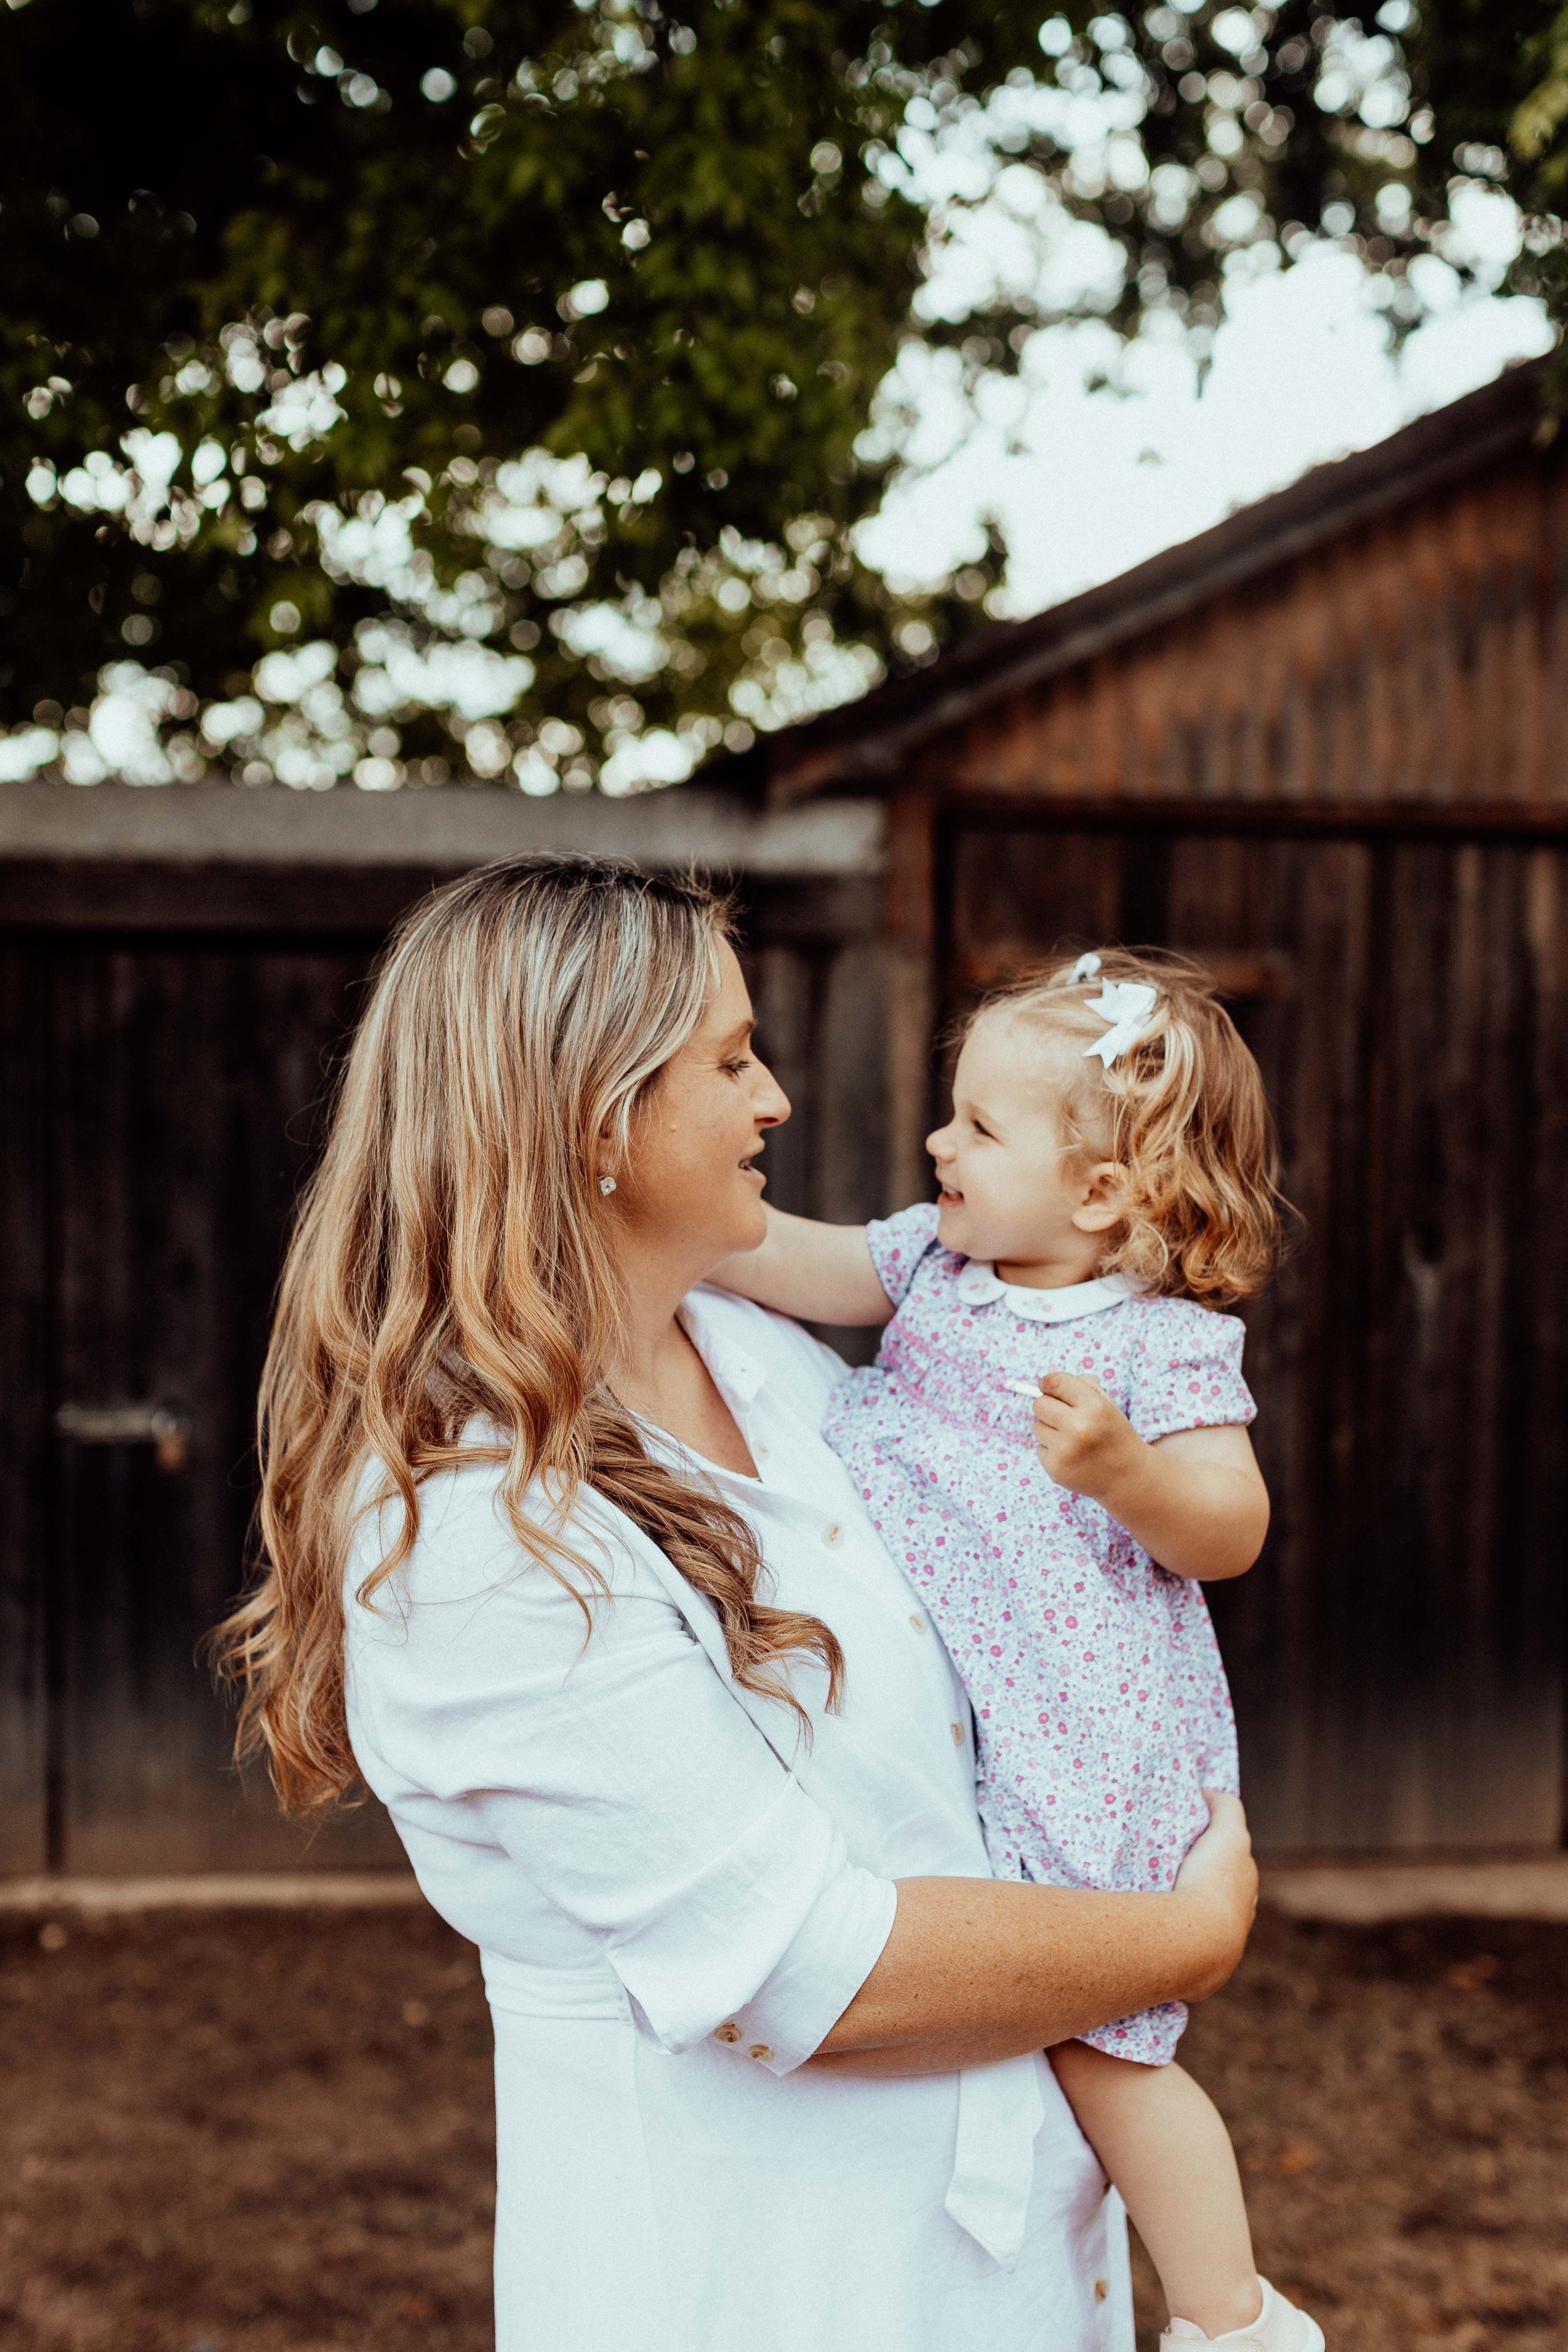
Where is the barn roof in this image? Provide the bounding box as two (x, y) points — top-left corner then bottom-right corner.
(720, 352), (1560, 808)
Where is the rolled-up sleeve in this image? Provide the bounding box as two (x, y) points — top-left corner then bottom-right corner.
(717, 1798), (896, 2070)
(349, 1473), (896, 2073)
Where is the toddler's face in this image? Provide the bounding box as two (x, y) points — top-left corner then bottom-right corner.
(925, 1010), (1116, 1281)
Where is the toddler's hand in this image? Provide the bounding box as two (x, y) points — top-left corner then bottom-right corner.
(1028, 1372), (1142, 1500)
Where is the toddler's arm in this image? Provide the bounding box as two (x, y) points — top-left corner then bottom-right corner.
(707, 1205), (895, 1328)
(1023, 1376), (1268, 1581)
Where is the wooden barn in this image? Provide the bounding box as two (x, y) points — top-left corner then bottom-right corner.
(0, 780), (888, 1878)
(3, 353), (1566, 1885)
(724, 351), (1568, 1862)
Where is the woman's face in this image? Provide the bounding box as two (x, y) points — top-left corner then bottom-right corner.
(617, 938), (790, 1275)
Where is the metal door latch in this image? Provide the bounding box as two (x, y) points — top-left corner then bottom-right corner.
(54, 1402), (193, 1473)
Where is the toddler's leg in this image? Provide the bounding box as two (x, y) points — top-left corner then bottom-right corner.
(1051, 2041), (1259, 2339)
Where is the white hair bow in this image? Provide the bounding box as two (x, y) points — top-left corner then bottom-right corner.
(1083, 978), (1158, 1067)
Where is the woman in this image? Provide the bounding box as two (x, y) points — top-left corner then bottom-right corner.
(218, 858), (1256, 2352)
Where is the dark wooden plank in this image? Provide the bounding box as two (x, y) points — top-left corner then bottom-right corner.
(936, 798), (1568, 840)
(743, 929), (885, 1367)
(1171, 833), (1567, 1848)
(748, 939), (815, 1221)
(49, 940), (403, 1872)
(0, 862), (457, 935)
(735, 875), (882, 947)
(1163, 832), (1568, 1848)
(813, 940), (891, 1228)
(0, 943), (49, 1869)
(941, 820), (1568, 1852)
(886, 792), (938, 1212)
(946, 824), (1122, 1001)
(1520, 846), (1568, 1841)
(3, 864), (886, 940)
(1195, 834), (1380, 1848)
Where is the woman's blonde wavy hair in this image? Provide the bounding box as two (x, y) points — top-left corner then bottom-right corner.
(213, 855), (844, 1816)
(972, 948), (1285, 1305)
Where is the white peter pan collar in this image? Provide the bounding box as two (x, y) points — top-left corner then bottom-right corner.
(951, 1259), (1138, 1325)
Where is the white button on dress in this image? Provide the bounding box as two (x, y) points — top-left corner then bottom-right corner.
(344, 1285), (1132, 2352)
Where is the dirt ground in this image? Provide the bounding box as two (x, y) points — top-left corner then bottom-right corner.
(1, 1903), (1564, 2351)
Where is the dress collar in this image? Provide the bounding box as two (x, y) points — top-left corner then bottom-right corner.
(951, 1258), (1138, 1325)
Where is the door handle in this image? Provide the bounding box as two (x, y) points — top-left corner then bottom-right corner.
(54, 1402), (193, 1473)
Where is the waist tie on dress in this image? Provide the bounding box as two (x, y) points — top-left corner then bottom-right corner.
(481, 1949), (1045, 2269)
(945, 2052), (1047, 2269)
(480, 1947), (633, 2023)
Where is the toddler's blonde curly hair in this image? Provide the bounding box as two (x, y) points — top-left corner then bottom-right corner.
(969, 948), (1286, 1305)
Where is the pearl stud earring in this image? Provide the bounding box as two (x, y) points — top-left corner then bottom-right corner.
(598, 1175), (617, 1195)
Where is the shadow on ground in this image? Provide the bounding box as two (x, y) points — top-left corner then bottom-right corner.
(1, 1905), (1562, 2349)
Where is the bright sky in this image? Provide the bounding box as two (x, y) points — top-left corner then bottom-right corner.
(860, 180), (1553, 620)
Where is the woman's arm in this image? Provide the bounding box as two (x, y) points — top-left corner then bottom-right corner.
(356, 1468), (1252, 2083)
(812, 1791), (1255, 2075)
(707, 1205), (894, 1328)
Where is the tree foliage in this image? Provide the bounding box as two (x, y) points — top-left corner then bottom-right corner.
(3, 0), (1565, 792)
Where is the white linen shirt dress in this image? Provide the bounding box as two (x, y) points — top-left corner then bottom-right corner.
(343, 1286), (1134, 2352)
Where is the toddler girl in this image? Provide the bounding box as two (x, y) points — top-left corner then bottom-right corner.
(714, 949), (1322, 2352)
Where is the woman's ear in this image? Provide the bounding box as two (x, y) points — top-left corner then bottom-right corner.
(1071, 1160), (1125, 1236)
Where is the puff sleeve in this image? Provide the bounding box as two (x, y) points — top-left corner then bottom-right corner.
(865, 1200), (945, 1311)
(1125, 1298), (1256, 1445)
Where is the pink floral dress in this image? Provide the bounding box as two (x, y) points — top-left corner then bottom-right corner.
(822, 1202), (1253, 2065)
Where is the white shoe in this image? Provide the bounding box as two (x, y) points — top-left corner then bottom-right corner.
(1160, 2277), (1325, 2351)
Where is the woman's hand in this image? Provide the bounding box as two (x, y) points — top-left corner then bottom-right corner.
(812, 1792), (1258, 2075)
(1169, 1789), (1257, 2001)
